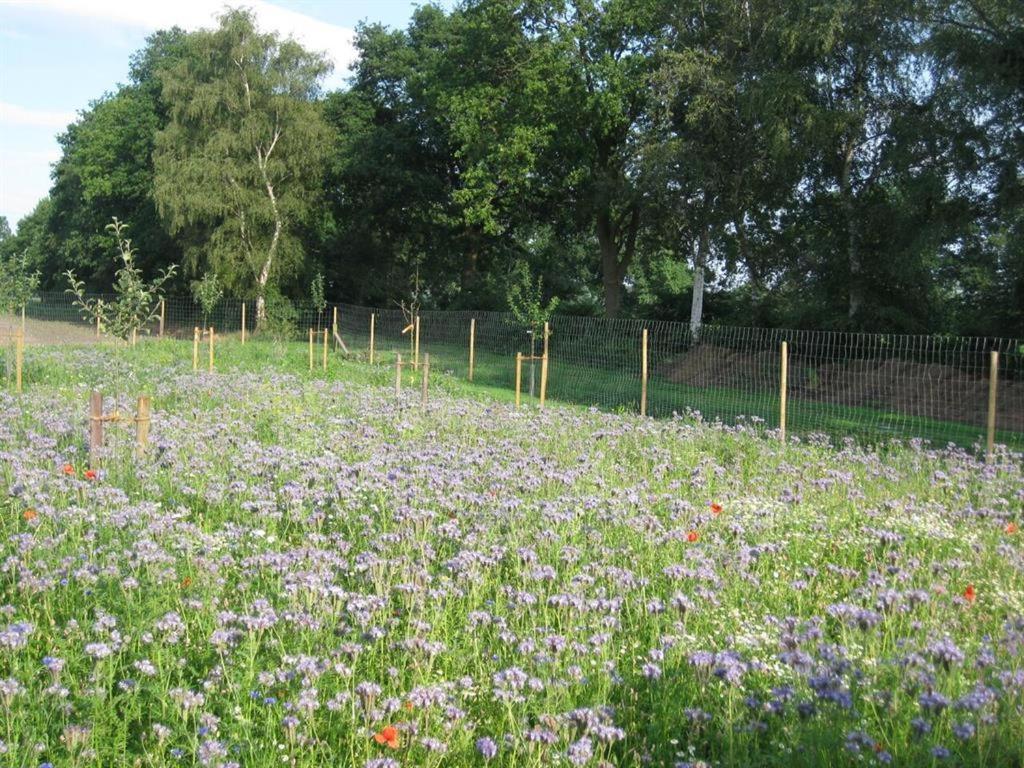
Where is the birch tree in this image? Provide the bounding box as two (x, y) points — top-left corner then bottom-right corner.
(154, 9), (330, 322)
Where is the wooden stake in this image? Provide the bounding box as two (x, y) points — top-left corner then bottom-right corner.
(131, 327), (137, 347)
(323, 328), (328, 371)
(469, 318), (476, 382)
(135, 395), (151, 457)
(395, 353), (403, 396)
(193, 327), (199, 372)
(89, 390), (103, 469)
(515, 352), (523, 408)
(241, 302), (246, 345)
(14, 330), (23, 394)
(21, 305), (26, 336)
(414, 316), (420, 371)
(96, 315), (101, 339)
(539, 322), (549, 409)
(779, 341), (789, 444)
(640, 328), (648, 417)
(208, 327), (214, 373)
(987, 351), (999, 461)
(159, 299), (165, 337)
(309, 328), (314, 371)
(421, 353), (430, 408)
(369, 313), (376, 364)
(332, 307), (338, 349)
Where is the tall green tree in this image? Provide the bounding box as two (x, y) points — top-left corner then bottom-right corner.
(651, 0), (812, 332)
(927, 0), (1024, 336)
(452, 0), (669, 317)
(154, 8), (331, 321)
(33, 28), (189, 291)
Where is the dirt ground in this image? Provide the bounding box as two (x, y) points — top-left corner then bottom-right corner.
(663, 344), (1024, 432)
(0, 314), (100, 345)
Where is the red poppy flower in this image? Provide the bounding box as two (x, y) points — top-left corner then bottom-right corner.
(22, 508), (38, 522)
(62, 464), (75, 476)
(84, 469), (97, 480)
(687, 530), (699, 543)
(373, 725), (400, 749)
(710, 503), (723, 516)
(963, 584), (976, 603)
(1006, 522), (1019, 535)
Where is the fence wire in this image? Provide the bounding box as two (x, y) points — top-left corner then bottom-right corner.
(7, 292), (1023, 451)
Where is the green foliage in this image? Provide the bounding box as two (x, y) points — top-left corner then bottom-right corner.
(310, 272), (326, 315)
(66, 218), (177, 340)
(0, 251), (41, 314)
(506, 260), (559, 334)
(153, 9), (331, 307)
(191, 272), (223, 325)
(258, 287), (298, 342)
(4, 0), (1024, 337)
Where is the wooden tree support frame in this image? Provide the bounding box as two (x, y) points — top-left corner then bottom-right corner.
(468, 318), (476, 382)
(331, 307), (350, 354)
(780, 341), (789, 444)
(514, 322), (550, 409)
(987, 351), (999, 462)
(369, 313), (376, 365)
(394, 352), (429, 405)
(1, 329), (25, 393)
(640, 328), (648, 417)
(193, 327), (214, 372)
(88, 390), (153, 468)
(515, 354), (549, 408)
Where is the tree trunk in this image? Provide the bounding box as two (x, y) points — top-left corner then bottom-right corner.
(840, 139), (862, 323)
(689, 228), (708, 337)
(597, 210), (623, 318)
(255, 168), (283, 326)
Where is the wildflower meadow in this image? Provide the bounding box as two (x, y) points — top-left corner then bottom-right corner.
(1, 342), (1022, 767)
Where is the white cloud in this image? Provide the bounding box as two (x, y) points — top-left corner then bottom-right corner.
(5, 0), (358, 80)
(0, 148), (61, 226)
(0, 101), (77, 129)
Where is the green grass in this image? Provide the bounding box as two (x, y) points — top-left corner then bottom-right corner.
(0, 340), (1022, 767)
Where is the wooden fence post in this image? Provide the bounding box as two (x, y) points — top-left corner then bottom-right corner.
(96, 315), (101, 339)
(89, 390), (103, 469)
(15, 330), (23, 394)
(515, 352), (523, 408)
(308, 328), (314, 371)
(131, 327), (137, 347)
(539, 322), (549, 409)
(193, 327), (199, 372)
(208, 327), (214, 373)
(332, 307), (338, 350)
(421, 353), (430, 408)
(640, 328), (648, 417)
(135, 395), (151, 457)
(323, 328), (328, 371)
(469, 318), (476, 382)
(395, 353), (402, 396)
(987, 350), (999, 461)
(241, 302), (246, 345)
(159, 299), (165, 338)
(369, 313), (376, 365)
(779, 341), (789, 444)
(414, 316), (420, 371)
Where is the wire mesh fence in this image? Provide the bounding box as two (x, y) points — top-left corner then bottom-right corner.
(5, 292), (1022, 451)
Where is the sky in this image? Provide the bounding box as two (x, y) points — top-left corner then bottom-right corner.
(0, 0), (447, 231)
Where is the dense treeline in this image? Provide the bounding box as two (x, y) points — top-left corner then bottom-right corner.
(0, 1), (1021, 335)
